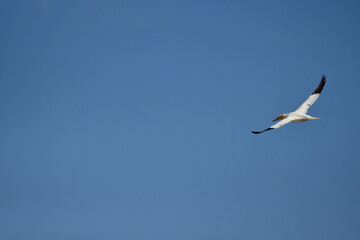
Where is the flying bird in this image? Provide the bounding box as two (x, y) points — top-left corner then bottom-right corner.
(251, 75), (326, 134)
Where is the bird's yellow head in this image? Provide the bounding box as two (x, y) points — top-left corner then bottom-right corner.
(272, 114), (287, 122)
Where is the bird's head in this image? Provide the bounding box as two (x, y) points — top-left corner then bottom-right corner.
(272, 114), (287, 122)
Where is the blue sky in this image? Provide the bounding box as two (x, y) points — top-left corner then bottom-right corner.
(1, 0), (360, 239)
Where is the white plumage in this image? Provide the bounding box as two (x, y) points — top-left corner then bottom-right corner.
(252, 75), (326, 134)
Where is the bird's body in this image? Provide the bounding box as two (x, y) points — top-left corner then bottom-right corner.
(284, 112), (320, 122)
(251, 75), (326, 134)
(289, 113), (319, 122)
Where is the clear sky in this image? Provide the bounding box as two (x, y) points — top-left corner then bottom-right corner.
(1, 0), (360, 239)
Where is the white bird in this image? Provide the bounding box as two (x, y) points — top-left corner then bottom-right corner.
(252, 75), (326, 134)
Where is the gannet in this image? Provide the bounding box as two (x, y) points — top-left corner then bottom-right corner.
(251, 75), (326, 134)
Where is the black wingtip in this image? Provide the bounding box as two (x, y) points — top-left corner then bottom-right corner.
(312, 75), (326, 94)
(251, 128), (273, 134)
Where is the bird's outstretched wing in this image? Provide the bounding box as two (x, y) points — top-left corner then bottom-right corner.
(251, 116), (295, 134)
(295, 75), (326, 114)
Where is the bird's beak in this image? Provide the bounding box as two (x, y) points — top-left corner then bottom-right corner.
(272, 117), (279, 122)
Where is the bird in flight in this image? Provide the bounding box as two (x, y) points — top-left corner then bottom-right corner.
(252, 75), (326, 134)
